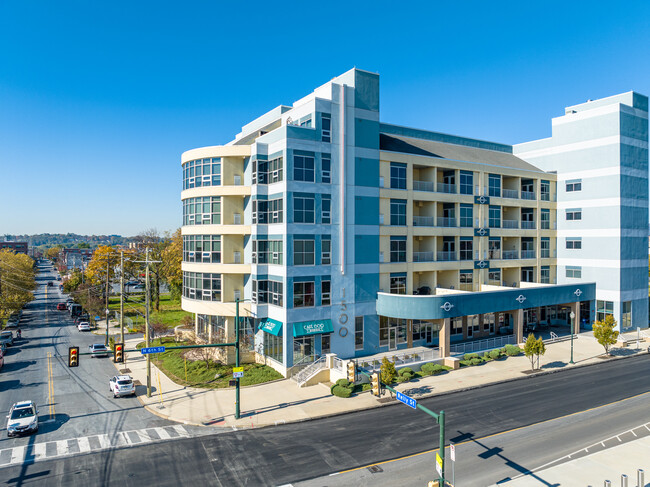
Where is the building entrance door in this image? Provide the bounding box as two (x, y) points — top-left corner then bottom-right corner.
(389, 327), (397, 350)
(425, 324), (433, 344)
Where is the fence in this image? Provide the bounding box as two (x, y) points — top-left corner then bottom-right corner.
(450, 335), (515, 355)
(357, 348), (439, 372)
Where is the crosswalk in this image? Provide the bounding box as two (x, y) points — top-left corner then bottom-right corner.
(0, 424), (191, 468)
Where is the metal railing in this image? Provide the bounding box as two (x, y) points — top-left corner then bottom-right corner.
(413, 215), (435, 227)
(521, 191), (536, 200)
(488, 250), (501, 259)
(437, 217), (457, 227)
(289, 354), (318, 380)
(332, 357), (344, 372)
(521, 250), (536, 259)
(413, 180), (434, 192)
(502, 189), (518, 199)
(521, 221), (535, 229)
(437, 251), (457, 261)
(292, 355), (327, 386)
(437, 182), (456, 194)
(450, 335), (515, 355)
(502, 219), (518, 229)
(502, 250), (519, 259)
(413, 251), (435, 262)
(357, 348), (439, 372)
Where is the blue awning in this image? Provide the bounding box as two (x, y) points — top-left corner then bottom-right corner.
(292, 319), (334, 337)
(259, 318), (283, 336)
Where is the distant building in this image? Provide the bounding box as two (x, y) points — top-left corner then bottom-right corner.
(60, 248), (94, 271)
(0, 241), (28, 255)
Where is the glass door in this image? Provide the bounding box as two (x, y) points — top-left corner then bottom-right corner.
(389, 327), (397, 350)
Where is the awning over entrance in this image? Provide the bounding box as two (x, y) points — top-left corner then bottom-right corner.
(292, 319), (334, 337)
(259, 318), (283, 336)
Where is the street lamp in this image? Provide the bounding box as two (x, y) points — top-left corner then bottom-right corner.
(569, 310), (575, 364)
(234, 297), (251, 420)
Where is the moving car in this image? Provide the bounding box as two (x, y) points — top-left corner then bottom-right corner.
(0, 331), (14, 347)
(109, 375), (136, 397)
(6, 401), (39, 437)
(57, 303), (66, 311)
(78, 322), (91, 332)
(89, 343), (109, 358)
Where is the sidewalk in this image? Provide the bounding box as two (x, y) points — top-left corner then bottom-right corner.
(114, 334), (649, 429)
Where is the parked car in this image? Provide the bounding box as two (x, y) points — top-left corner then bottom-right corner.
(78, 322), (91, 332)
(56, 303), (66, 311)
(89, 344), (109, 358)
(0, 331), (14, 347)
(109, 375), (136, 397)
(47, 281), (53, 287)
(6, 400), (39, 437)
(0, 348), (4, 370)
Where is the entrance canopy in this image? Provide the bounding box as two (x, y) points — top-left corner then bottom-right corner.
(259, 318), (283, 336)
(376, 283), (596, 321)
(293, 319), (333, 337)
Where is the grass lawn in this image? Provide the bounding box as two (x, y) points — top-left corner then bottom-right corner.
(109, 293), (191, 331)
(136, 338), (283, 388)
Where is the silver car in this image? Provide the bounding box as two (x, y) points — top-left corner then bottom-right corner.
(6, 401), (39, 437)
(89, 344), (109, 358)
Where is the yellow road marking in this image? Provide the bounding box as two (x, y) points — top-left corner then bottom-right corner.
(47, 351), (55, 419)
(334, 390), (650, 476)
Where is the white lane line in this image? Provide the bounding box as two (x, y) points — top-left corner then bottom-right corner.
(97, 434), (111, 449)
(173, 425), (190, 437)
(77, 437), (91, 453)
(10, 446), (25, 465)
(32, 443), (47, 460)
(155, 427), (171, 440)
(632, 430), (638, 437)
(56, 440), (68, 456)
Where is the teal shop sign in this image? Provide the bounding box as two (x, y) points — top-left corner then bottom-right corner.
(259, 318), (283, 336)
(293, 319), (334, 337)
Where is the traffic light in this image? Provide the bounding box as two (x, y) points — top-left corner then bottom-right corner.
(114, 343), (124, 363)
(371, 372), (381, 397)
(68, 346), (79, 367)
(347, 360), (356, 383)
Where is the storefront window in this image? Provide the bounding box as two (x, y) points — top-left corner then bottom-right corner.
(293, 336), (315, 364)
(263, 333), (283, 363)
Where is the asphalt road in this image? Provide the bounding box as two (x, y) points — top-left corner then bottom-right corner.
(0, 262), (183, 448)
(2, 336), (649, 486)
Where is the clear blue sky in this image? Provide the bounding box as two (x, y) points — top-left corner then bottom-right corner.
(1, 1), (649, 236)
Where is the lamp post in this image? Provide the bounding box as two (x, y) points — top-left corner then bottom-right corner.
(569, 310), (575, 364)
(234, 297), (250, 420)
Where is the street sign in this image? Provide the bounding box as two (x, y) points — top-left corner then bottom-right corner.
(396, 391), (417, 409)
(233, 366), (244, 378)
(450, 442), (456, 461)
(436, 453), (443, 476)
(141, 346), (165, 354)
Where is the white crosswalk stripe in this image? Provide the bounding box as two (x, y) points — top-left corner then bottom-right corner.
(0, 425), (190, 469)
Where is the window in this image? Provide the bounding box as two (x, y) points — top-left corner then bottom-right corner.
(321, 114), (331, 142)
(459, 170), (473, 195)
(253, 156), (283, 184)
(488, 268), (501, 283)
(390, 237), (407, 263)
(450, 317), (463, 335)
(540, 180), (550, 201)
(566, 208), (582, 221)
(460, 270), (473, 289)
(294, 154), (315, 182)
(252, 239), (283, 265)
(521, 267), (534, 282)
(390, 199), (407, 225)
(622, 301), (631, 329)
(597, 300), (614, 322)
(183, 272), (221, 301)
(566, 266), (582, 278)
(183, 235), (221, 263)
(294, 240), (315, 265)
(183, 157), (221, 190)
(459, 238), (473, 261)
(379, 316), (407, 346)
(321, 195), (331, 224)
(182, 196), (221, 225)
(488, 174), (501, 197)
(488, 238), (501, 259)
(263, 333), (283, 363)
(566, 237), (582, 250)
(390, 273), (407, 294)
(540, 266), (550, 284)
(459, 204), (473, 228)
(321, 238), (331, 265)
(566, 179), (582, 192)
(355, 316), (364, 350)
(252, 280), (283, 306)
(294, 195), (315, 223)
(322, 280), (331, 306)
(299, 115), (313, 128)
(322, 156), (331, 183)
(390, 162), (407, 189)
(252, 198), (283, 224)
(541, 209), (550, 229)
(293, 281), (315, 308)
(540, 237), (550, 258)
(321, 334), (331, 354)
(489, 205), (501, 228)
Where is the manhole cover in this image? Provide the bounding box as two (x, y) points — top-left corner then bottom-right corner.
(367, 465), (383, 474)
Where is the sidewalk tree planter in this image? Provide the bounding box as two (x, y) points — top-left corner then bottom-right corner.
(592, 315), (619, 356)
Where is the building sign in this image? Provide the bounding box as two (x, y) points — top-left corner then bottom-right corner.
(474, 195), (490, 205)
(293, 319), (334, 337)
(339, 288), (349, 337)
(474, 228), (490, 237)
(259, 318), (283, 336)
(474, 260), (488, 269)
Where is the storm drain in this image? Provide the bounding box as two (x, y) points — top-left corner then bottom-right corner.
(367, 465), (383, 474)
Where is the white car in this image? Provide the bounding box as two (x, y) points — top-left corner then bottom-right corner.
(89, 344), (109, 358)
(78, 322), (91, 332)
(6, 401), (39, 437)
(109, 375), (136, 398)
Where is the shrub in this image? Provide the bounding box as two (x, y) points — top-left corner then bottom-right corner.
(332, 385), (353, 398)
(470, 357), (482, 366)
(464, 353), (479, 361)
(505, 344), (522, 356)
(399, 367), (414, 376)
(489, 350), (501, 360)
(420, 363), (436, 375)
(398, 367), (414, 382)
(380, 357), (397, 384)
(336, 378), (351, 388)
(459, 360), (471, 367)
(108, 336), (115, 351)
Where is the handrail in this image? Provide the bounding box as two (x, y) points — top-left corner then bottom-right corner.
(293, 355), (326, 386)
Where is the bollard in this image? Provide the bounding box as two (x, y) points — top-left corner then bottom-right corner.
(621, 474), (628, 487)
(604, 481), (611, 487)
(638, 469), (644, 487)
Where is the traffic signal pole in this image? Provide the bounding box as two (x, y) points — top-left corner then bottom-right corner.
(235, 298), (240, 420)
(145, 248), (151, 398)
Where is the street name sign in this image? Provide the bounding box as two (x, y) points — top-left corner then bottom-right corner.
(141, 346), (165, 354)
(396, 391), (417, 409)
(233, 366), (244, 378)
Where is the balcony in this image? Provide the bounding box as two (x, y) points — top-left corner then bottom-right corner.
(437, 251), (457, 261)
(502, 189), (518, 199)
(502, 220), (518, 229)
(502, 250), (519, 260)
(413, 180), (434, 192)
(521, 221), (536, 230)
(488, 250), (501, 259)
(413, 216), (435, 227)
(437, 182), (456, 194)
(413, 251), (435, 263)
(521, 191), (536, 200)
(437, 217), (457, 228)
(521, 250), (536, 259)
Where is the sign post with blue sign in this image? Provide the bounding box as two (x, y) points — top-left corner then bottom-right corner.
(140, 346), (165, 355)
(396, 391), (417, 409)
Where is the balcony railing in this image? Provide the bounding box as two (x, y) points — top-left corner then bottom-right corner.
(437, 251), (457, 261)
(502, 189), (518, 199)
(503, 250), (519, 259)
(413, 251), (435, 263)
(502, 220), (518, 229)
(521, 191), (536, 200)
(437, 217), (457, 227)
(488, 250), (501, 259)
(521, 250), (536, 259)
(413, 180), (434, 192)
(540, 250), (550, 258)
(521, 221), (535, 230)
(437, 182), (456, 194)
(413, 216), (435, 227)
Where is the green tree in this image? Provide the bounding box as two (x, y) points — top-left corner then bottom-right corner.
(536, 336), (546, 369)
(0, 250), (36, 319)
(524, 333), (539, 371)
(161, 229), (182, 300)
(380, 357), (397, 385)
(593, 315), (619, 356)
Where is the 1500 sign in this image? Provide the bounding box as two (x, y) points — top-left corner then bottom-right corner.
(338, 288), (349, 337)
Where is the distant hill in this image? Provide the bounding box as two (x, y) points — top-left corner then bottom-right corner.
(3, 233), (135, 248)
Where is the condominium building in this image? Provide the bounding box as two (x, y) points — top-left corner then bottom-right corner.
(180, 69), (648, 376)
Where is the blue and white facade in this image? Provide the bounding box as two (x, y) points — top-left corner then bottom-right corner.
(181, 69), (648, 376)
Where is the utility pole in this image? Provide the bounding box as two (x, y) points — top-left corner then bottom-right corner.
(105, 258), (110, 347)
(235, 298), (241, 420)
(145, 248), (151, 397)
